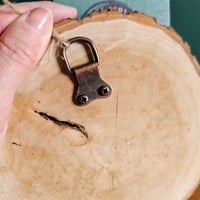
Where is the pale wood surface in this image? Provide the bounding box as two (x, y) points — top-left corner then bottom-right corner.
(1, 11), (200, 200)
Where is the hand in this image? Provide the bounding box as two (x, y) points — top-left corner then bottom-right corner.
(0, 1), (77, 141)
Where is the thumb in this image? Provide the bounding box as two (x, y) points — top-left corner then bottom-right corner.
(0, 8), (53, 140)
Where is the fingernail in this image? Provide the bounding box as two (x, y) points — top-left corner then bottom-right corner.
(26, 8), (51, 31)
(71, 7), (78, 18)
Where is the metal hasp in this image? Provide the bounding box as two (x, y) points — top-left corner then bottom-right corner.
(63, 37), (112, 106)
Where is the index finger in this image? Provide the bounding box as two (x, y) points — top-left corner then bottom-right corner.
(0, 1), (77, 33)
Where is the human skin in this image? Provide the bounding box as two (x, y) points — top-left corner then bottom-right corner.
(0, 1), (77, 142)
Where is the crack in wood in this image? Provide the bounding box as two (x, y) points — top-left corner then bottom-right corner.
(112, 173), (115, 189)
(34, 111), (88, 138)
(11, 142), (22, 147)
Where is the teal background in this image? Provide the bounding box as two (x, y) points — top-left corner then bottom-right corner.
(0, 0), (170, 25)
(54, 0), (170, 26)
(171, 0), (200, 62)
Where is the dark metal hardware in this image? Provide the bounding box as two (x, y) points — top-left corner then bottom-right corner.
(62, 36), (112, 106)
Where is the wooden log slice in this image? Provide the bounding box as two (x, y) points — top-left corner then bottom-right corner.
(1, 11), (200, 200)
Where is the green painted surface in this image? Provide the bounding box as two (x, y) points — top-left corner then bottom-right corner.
(0, 0), (170, 25)
(54, 0), (170, 25)
(171, 0), (200, 62)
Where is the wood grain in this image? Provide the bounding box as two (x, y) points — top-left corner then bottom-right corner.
(1, 11), (200, 200)
(190, 185), (200, 199)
